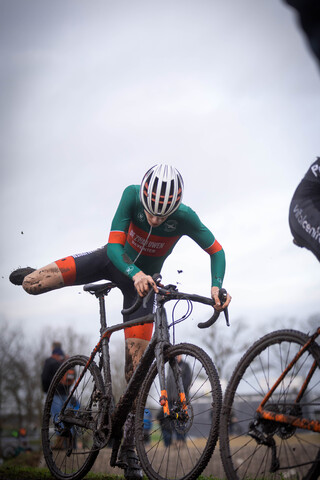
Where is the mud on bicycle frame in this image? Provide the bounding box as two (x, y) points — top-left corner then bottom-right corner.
(41, 274), (230, 480)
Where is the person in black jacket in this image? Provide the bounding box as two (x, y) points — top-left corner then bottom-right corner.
(41, 345), (65, 394)
(41, 344), (78, 449)
(289, 157), (320, 262)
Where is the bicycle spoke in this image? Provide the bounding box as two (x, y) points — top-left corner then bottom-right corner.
(42, 355), (105, 480)
(220, 329), (320, 480)
(135, 343), (221, 480)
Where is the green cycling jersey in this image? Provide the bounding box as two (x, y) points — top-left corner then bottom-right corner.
(107, 185), (226, 288)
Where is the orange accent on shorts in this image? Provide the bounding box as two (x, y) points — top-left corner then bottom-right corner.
(108, 231), (127, 245)
(55, 257), (76, 286)
(124, 323), (153, 341)
(205, 239), (222, 255)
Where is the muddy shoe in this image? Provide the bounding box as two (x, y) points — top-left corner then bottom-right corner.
(118, 446), (143, 480)
(9, 267), (35, 285)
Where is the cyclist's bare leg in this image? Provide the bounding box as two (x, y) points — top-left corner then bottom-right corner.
(124, 322), (153, 382)
(121, 337), (148, 479)
(125, 338), (149, 383)
(22, 263), (65, 295)
(123, 337), (149, 444)
(22, 256), (77, 295)
(120, 327), (151, 479)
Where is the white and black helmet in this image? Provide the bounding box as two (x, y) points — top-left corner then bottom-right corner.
(140, 164), (184, 217)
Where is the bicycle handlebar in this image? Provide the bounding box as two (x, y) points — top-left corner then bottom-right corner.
(121, 294), (144, 316)
(121, 274), (230, 327)
(120, 273), (162, 316)
(197, 288), (229, 328)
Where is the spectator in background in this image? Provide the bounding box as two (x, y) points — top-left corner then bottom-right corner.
(41, 344), (65, 394)
(41, 344), (77, 449)
(143, 408), (152, 444)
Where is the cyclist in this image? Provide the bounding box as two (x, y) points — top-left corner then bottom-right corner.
(10, 164), (231, 479)
(289, 157), (320, 262)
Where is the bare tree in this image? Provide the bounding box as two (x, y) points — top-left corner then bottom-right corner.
(0, 323), (26, 430)
(265, 314), (320, 336)
(200, 317), (250, 385)
(0, 322), (130, 435)
(0, 322), (90, 433)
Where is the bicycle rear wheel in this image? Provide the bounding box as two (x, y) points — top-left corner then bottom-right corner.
(220, 329), (320, 480)
(42, 355), (105, 480)
(135, 343), (222, 480)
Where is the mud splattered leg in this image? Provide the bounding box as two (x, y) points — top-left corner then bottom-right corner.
(122, 338), (149, 448)
(125, 338), (149, 384)
(22, 262), (65, 295)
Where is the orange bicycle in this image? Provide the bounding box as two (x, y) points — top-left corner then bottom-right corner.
(220, 327), (320, 480)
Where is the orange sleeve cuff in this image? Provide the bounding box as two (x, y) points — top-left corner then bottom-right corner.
(108, 231), (127, 245)
(205, 239), (222, 255)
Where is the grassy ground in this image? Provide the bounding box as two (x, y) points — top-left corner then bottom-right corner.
(0, 453), (120, 480)
(0, 452), (219, 480)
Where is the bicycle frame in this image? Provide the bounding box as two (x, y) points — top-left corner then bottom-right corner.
(256, 326), (320, 433)
(59, 283), (192, 465)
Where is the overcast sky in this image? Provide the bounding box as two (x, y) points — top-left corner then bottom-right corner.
(1, 0), (319, 353)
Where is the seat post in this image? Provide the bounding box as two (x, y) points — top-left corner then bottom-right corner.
(97, 292), (113, 396)
(98, 293), (107, 332)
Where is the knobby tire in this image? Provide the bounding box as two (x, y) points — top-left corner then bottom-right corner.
(42, 355), (105, 480)
(135, 343), (222, 480)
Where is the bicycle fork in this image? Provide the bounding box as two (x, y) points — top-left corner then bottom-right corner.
(154, 308), (189, 423)
(156, 345), (188, 415)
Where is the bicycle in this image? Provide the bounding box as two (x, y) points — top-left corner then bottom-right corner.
(41, 274), (230, 480)
(220, 327), (320, 480)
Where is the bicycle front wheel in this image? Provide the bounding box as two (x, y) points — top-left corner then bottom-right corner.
(42, 355), (105, 480)
(135, 343), (222, 480)
(220, 329), (320, 480)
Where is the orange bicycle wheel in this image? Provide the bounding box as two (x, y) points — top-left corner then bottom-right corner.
(220, 329), (320, 480)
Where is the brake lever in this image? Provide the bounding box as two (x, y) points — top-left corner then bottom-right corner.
(197, 288), (230, 328)
(224, 307), (230, 326)
(218, 288), (230, 326)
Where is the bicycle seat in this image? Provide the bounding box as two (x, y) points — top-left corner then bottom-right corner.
(83, 282), (118, 296)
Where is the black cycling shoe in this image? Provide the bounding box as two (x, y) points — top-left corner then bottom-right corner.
(118, 446), (143, 480)
(9, 267), (36, 285)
